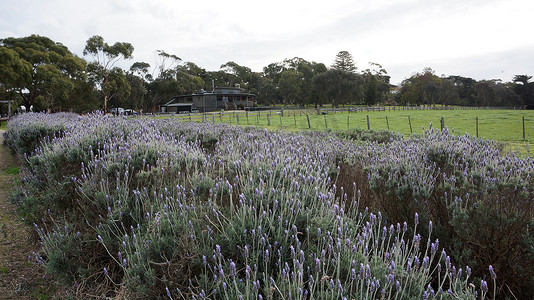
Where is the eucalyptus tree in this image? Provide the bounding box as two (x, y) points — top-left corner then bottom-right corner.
(143, 51), (183, 111)
(263, 62), (284, 85)
(263, 57), (327, 105)
(130, 62), (151, 80)
(362, 62), (391, 105)
(83, 35), (134, 113)
(0, 35), (85, 112)
(125, 72), (147, 110)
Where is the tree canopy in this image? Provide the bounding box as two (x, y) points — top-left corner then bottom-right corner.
(83, 35), (134, 112)
(0, 35), (85, 111)
(1, 34), (532, 112)
(332, 51), (357, 73)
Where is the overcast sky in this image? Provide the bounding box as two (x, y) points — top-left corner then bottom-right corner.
(1, 0), (533, 84)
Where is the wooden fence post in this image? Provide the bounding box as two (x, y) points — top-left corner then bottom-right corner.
(386, 116), (389, 130)
(267, 114), (270, 126)
(324, 115), (327, 129)
(347, 115), (350, 129)
(408, 116), (413, 133)
(236, 114), (240, 124)
(367, 115), (370, 130)
(294, 114), (297, 128)
(306, 114), (311, 129)
(440, 117), (444, 131)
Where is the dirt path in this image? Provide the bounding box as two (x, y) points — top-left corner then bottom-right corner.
(0, 129), (60, 298)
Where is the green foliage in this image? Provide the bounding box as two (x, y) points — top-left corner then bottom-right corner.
(278, 69), (304, 105)
(83, 35), (134, 112)
(400, 68), (443, 106)
(0, 35), (86, 111)
(331, 51), (357, 73)
(312, 69), (363, 107)
(351, 126), (534, 298)
(338, 128), (402, 144)
(7, 114), (487, 299)
(4, 166), (19, 175)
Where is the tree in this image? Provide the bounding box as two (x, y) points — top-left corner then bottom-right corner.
(448, 76), (475, 105)
(437, 78), (458, 106)
(312, 69), (362, 107)
(124, 72), (147, 110)
(181, 62), (208, 83)
(362, 62), (391, 105)
(151, 50), (181, 81)
(332, 51), (357, 73)
(143, 51), (184, 111)
(364, 75), (378, 106)
(512, 75), (534, 107)
(399, 68), (442, 105)
(0, 35), (85, 112)
(264, 57), (327, 106)
(257, 81), (280, 105)
(175, 69), (205, 94)
(263, 62), (284, 85)
(83, 35), (134, 112)
(278, 70), (303, 105)
(130, 62), (151, 80)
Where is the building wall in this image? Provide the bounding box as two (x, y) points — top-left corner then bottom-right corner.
(193, 95), (218, 112)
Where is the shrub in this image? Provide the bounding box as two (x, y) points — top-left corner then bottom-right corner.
(345, 125), (534, 299)
(338, 127), (402, 144)
(10, 114), (489, 298)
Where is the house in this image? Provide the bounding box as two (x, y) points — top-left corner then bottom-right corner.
(162, 87), (255, 113)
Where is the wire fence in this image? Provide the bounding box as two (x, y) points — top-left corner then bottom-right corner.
(154, 106), (533, 143)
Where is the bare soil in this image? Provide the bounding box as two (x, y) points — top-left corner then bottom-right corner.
(0, 130), (62, 299)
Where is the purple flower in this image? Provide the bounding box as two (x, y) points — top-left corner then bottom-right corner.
(229, 261), (236, 278)
(166, 287), (171, 298)
(481, 280), (488, 293)
(489, 265), (497, 279)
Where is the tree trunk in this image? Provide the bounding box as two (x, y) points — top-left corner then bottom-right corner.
(103, 95), (108, 114)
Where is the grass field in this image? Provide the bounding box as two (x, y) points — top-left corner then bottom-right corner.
(168, 108), (534, 155)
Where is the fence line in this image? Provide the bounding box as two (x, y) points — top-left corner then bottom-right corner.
(158, 107), (532, 142)
(160, 105), (524, 121)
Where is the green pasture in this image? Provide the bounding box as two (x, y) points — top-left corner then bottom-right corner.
(169, 108), (534, 155)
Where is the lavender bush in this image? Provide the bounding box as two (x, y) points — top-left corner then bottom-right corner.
(345, 124), (534, 298)
(6, 113), (505, 298)
(3, 112), (79, 156)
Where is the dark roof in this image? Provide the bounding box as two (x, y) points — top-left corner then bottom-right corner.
(166, 103), (193, 107)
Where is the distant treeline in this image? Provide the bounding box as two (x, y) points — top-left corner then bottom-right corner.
(1, 35), (533, 114)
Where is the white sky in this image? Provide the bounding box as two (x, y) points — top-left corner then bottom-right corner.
(1, 0), (533, 84)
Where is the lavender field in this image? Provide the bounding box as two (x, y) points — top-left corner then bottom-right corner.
(4, 113), (533, 299)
